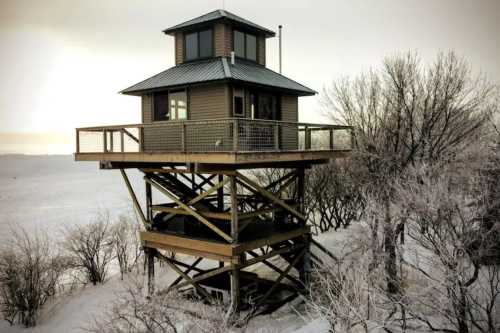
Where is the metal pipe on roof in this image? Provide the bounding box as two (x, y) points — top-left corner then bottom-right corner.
(278, 25), (283, 74)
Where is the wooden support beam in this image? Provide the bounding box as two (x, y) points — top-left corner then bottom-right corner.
(172, 265), (232, 291)
(120, 169), (149, 228)
(254, 248), (307, 309)
(229, 263), (240, 315)
(161, 255), (213, 301)
(147, 248), (155, 295)
(230, 176), (239, 243)
(168, 257), (203, 289)
(248, 250), (303, 288)
(145, 178), (233, 243)
(236, 172), (306, 221)
(123, 128), (139, 144)
(146, 181), (153, 223)
(151, 206), (231, 220)
(217, 174), (224, 211)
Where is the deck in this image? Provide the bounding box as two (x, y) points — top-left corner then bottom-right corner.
(75, 118), (352, 165)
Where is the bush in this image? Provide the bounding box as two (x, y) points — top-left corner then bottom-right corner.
(0, 227), (66, 327)
(63, 212), (114, 285)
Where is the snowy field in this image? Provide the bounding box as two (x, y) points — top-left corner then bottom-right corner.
(0, 155), (143, 242)
(0, 155), (330, 333)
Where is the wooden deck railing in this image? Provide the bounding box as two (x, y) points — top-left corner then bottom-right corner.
(75, 118), (353, 154)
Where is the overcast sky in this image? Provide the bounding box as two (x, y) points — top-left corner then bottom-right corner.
(1, 0), (499, 137)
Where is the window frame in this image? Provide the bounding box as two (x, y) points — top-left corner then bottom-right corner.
(233, 87), (245, 117)
(233, 30), (258, 62)
(152, 91), (170, 122)
(183, 28), (214, 62)
(152, 89), (188, 122)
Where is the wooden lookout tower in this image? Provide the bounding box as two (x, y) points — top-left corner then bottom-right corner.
(75, 9), (352, 316)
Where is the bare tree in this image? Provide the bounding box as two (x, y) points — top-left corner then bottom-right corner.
(63, 212), (114, 285)
(0, 227), (67, 327)
(88, 279), (231, 333)
(322, 51), (497, 296)
(112, 214), (143, 280)
(396, 159), (500, 333)
(305, 161), (364, 234)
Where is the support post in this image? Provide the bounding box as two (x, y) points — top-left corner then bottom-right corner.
(145, 180), (153, 226)
(217, 174), (224, 211)
(305, 126), (311, 150)
(297, 166), (305, 226)
(75, 129), (80, 154)
(147, 248), (155, 296)
(103, 130), (108, 153)
(228, 263), (240, 318)
(329, 128), (334, 150)
(230, 175), (239, 243)
(299, 234), (312, 290)
(121, 169), (148, 228)
(120, 129), (125, 152)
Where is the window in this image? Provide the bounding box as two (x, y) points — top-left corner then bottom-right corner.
(234, 31), (245, 58)
(233, 30), (258, 61)
(246, 34), (257, 61)
(185, 29), (213, 61)
(250, 91), (280, 120)
(153, 91), (169, 121)
(169, 91), (187, 120)
(233, 88), (245, 116)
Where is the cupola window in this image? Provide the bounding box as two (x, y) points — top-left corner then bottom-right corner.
(234, 30), (257, 61)
(185, 29), (213, 61)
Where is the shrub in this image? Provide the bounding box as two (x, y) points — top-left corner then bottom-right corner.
(0, 227), (66, 327)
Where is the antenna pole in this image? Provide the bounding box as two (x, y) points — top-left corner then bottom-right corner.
(278, 25), (283, 74)
(222, 0), (225, 10)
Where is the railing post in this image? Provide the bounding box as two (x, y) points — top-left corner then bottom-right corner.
(103, 130), (107, 153)
(305, 126), (311, 150)
(75, 129), (80, 154)
(232, 119), (239, 152)
(120, 129), (125, 153)
(181, 122), (186, 152)
(329, 128), (334, 150)
(109, 130), (114, 153)
(274, 122), (280, 151)
(139, 127), (144, 152)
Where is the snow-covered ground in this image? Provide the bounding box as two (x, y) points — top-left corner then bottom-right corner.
(0, 155), (334, 333)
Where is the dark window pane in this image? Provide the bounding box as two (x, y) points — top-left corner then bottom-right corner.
(185, 32), (198, 60)
(153, 92), (169, 121)
(234, 31), (245, 58)
(246, 34), (257, 61)
(234, 97), (244, 116)
(258, 93), (278, 120)
(199, 30), (213, 58)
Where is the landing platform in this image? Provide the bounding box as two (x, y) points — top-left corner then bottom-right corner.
(74, 150), (350, 166)
(140, 221), (310, 263)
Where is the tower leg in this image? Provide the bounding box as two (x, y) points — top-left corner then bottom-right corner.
(299, 234), (312, 290)
(147, 248), (155, 296)
(228, 263), (240, 317)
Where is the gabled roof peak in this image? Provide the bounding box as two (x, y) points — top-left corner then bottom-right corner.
(162, 9), (276, 37)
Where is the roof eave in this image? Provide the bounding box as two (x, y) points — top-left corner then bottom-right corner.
(162, 18), (276, 37)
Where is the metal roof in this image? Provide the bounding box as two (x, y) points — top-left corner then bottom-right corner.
(162, 9), (276, 37)
(121, 58), (316, 96)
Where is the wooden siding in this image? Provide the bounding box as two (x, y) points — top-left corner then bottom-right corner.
(281, 95), (299, 150)
(281, 95), (298, 122)
(175, 32), (184, 65)
(214, 23), (232, 58)
(189, 84), (230, 120)
(257, 35), (266, 66)
(142, 94), (153, 124)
